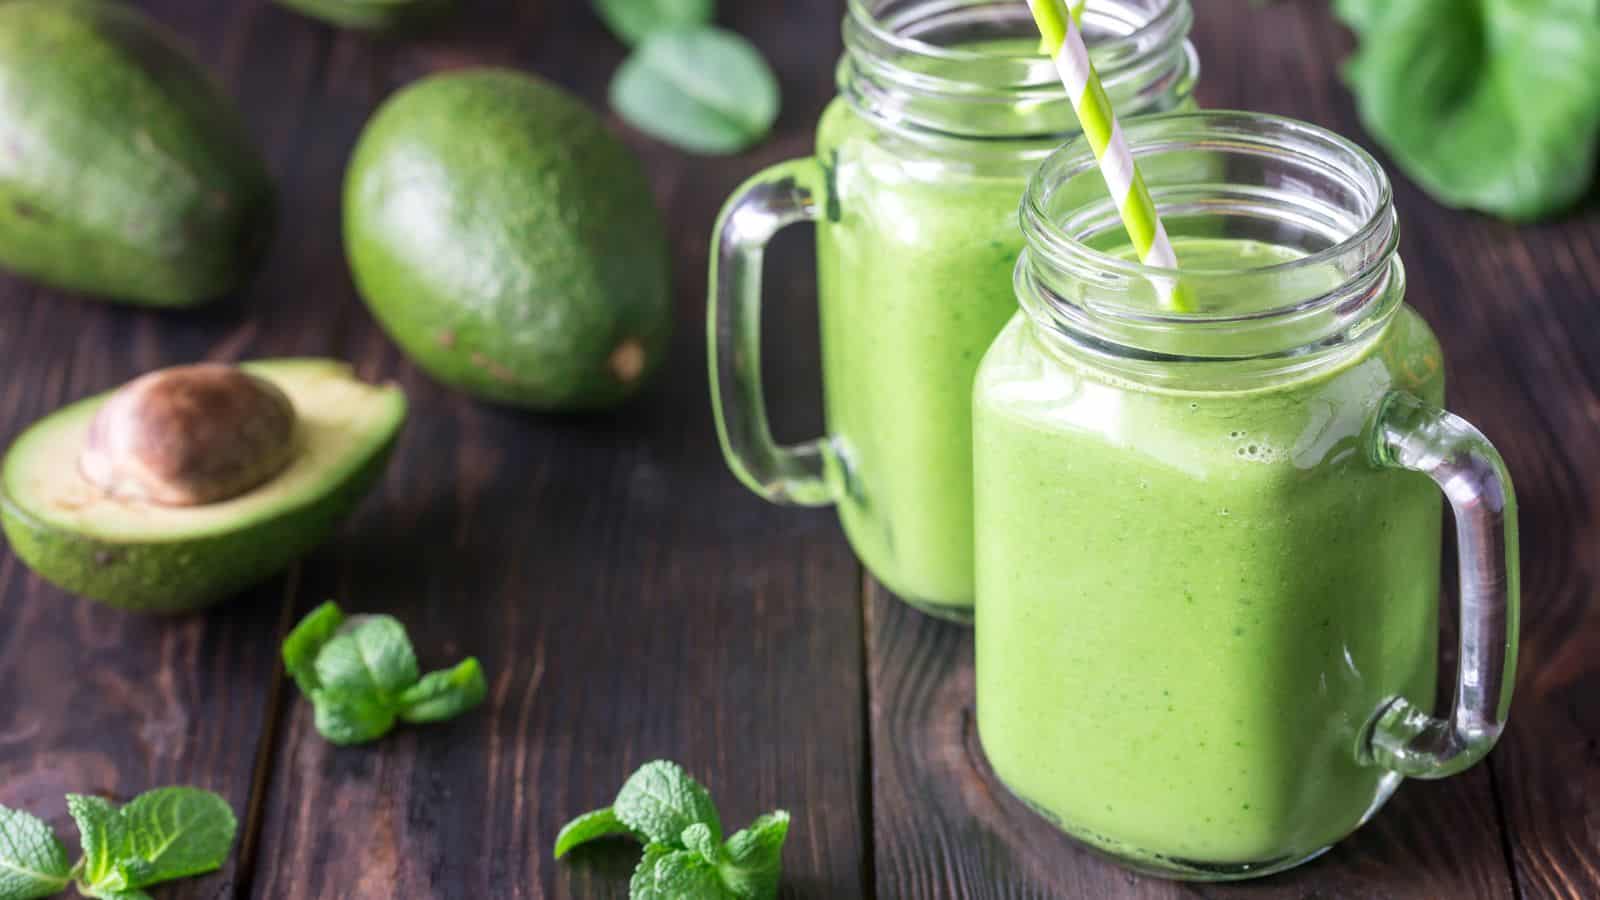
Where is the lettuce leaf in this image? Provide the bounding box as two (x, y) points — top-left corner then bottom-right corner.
(1335, 0), (1600, 221)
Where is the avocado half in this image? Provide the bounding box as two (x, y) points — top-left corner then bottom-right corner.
(0, 359), (405, 613)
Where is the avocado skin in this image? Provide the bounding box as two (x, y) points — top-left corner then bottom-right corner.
(0, 442), (393, 614)
(345, 68), (673, 410)
(0, 0), (273, 307)
(274, 0), (456, 31)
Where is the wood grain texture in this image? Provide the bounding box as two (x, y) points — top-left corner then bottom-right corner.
(241, 1), (868, 898)
(1431, 167), (1600, 900)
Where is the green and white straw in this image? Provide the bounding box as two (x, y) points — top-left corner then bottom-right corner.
(1029, 0), (1193, 311)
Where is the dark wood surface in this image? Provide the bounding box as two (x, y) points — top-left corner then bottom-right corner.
(0, 1), (1593, 897)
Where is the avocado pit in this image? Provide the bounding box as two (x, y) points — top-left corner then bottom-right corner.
(79, 364), (298, 507)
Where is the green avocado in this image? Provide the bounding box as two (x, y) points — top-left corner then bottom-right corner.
(0, 0), (273, 307)
(274, 0), (456, 31)
(344, 68), (672, 411)
(0, 360), (405, 614)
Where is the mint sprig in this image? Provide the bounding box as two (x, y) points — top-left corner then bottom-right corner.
(0, 787), (234, 900)
(555, 759), (790, 900)
(282, 601), (488, 746)
(0, 805), (70, 899)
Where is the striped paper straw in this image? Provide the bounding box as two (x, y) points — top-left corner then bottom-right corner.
(1029, 0), (1193, 312)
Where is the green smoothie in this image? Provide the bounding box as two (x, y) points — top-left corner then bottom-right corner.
(973, 237), (1446, 867)
(815, 96), (1028, 616)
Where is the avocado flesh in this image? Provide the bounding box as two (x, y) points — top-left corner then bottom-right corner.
(0, 359), (405, 613)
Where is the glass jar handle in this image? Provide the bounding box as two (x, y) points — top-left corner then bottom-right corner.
(707, 159), (839, 506)
(1363, 392), (1520, 778)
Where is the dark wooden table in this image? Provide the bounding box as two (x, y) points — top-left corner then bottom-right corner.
(0, 1), (1594, 897)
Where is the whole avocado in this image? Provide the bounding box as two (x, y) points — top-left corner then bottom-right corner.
(345, 68), (672, 411)
(0, 0), (273, 307)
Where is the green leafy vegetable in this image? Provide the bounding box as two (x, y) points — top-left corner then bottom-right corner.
(554, 808), (633, 859)
(116, 788), (237, 887)
(628, 843), (678, 900)
(65, 796), (126, 893)
(0, 805), (71, 900)
(614, 761), (723, 847)
(610, 26), (781, 155)
(0, 788), (234, 900)
(635, 848), (729, 899)
(1335, 0), (1600, 220)
(281, 600), (344, 694)
(283, 602), (487, 745)
(718, 811), (789, 899)
(314, 615), (419, 698)
(680, 822), (719, 865)
(397, 658), (489, 724)
(593, 0), (713, 45)
(554, 759), (789, 900)
(311, 689), (398, 746)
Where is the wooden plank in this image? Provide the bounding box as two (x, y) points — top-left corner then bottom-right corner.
(1425, 198), (1600, 900)
(0, 1), (338, 897)
(866, 2), (1524, 897)
(247, 1), (869, 897)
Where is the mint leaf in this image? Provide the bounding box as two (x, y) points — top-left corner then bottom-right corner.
(310, 689), (397, 745)
(613, 760), (722, 848)
(593, 0), (713, 46)
(680, 823), (718, 865)
(314, 615), (419, 699)
(630, 845), (729, 900)
(287, 605), (487, 746)
(282, 601), (345, 694)
(397, 658), (487, 724)
(66, 795), (128, 891)
(653, 850), (731, 898)
(610, 27), (780, 156)
(113, 859), (155, 889)
(0, 804), (71, 900)
(117, 788), (236, 887)
(628, 843), (675, 899)
(554, 808), (634, 858)
(557, 761), (791, 898)
(718, 811), (789, 900)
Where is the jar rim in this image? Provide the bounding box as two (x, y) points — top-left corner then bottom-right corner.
(845, 0), (1191, 85)
(839, 0), (1197, 142)
(1021, 110), (1396, 320)
(1014, 110), (1404, 374)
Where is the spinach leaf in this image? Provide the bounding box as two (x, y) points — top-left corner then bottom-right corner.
(610, 26), (780, 156)
(1336, 0), (1600, 221)
(593, 0), (713, 46)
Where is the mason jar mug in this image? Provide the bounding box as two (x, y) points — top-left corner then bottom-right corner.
(972, 111), (1520, 878)
(709, 0), (1199, 621)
